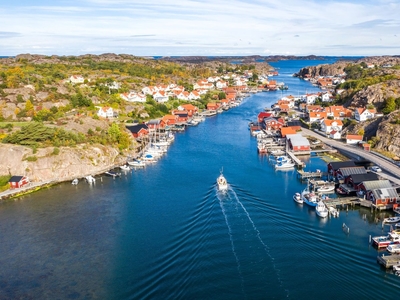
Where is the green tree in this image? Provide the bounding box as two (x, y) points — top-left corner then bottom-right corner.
(382, 97), (396, 114)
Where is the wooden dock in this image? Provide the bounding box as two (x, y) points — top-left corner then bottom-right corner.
(297, 169), (325, 179)
(377, 254), (400, 269)
(287, 151), (305, 167)
(322, 197), (360, 208)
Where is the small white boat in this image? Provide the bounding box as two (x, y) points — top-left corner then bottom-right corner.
(387, 244), (400, 254)
(275, 161), (295, 169)
(71, 178), (79, 185)
(120, 165), (131, 171)
(315, 201), (328, 218)
(293, 192), (303, 204)
(217, 170), (228, 191)
(85, 175), (96, 184)
(105, 171), (121, 178)
(128, 159), (146, 168)
(383, 216), (400, 224)
(329, 206), (340, 217)
(317, 184), (335, 193)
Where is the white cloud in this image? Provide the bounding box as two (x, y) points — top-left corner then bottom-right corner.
(0, 0), (399, 56)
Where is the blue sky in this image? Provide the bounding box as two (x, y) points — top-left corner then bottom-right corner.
(1, 0), (399, 56)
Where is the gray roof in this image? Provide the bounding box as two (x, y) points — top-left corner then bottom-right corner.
(338, 166), (367, 176)
(362, 180), (392, 190)
(371, 188), (399, 200)
(286, 134), (310, 146)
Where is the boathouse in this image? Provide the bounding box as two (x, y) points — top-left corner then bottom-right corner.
(336, 166), (367, 181)
(9, 176), (30, 189)
(126, 124), (149, 138)
(357, 180), (400, 208)
(257, 112), (274, 123)
(263, 117), (285, 131)
(327, 161), (356, 177)
(147, 119), (164, 131)
(286, 134), (310, 152)
(345, 173), (379, 188)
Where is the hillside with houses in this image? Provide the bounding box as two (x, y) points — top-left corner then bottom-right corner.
(0, 54), (277, 185)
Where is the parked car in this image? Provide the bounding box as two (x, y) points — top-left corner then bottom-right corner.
(370, 165), (382, 172)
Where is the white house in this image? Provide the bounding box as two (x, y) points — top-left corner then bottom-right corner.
(301, 93), (319, 104)
(346, 134), (363, 144)
(320, 119), (343, 135)
(354, 108), (375, 122)
(215, 80), (228, 89)
(152, 91), (169, 103)
(321, 92), (333, 102)
(188, 91), (201, 100)
(69, 75), (84, 84)
(97, 106), (114, 118)
(329, 130), (342, 140)
(120, 92), (146, 103)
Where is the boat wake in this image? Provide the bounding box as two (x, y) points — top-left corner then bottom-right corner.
(216, 185), (289, 298)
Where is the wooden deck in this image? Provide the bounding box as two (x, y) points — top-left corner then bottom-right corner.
(297, 169), (325, 179)
(377, 254), (400, 269)
(287, 151), (305, 167)
(322, 197), (360, 208)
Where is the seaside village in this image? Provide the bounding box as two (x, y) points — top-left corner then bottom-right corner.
(6, 66), (400, 270)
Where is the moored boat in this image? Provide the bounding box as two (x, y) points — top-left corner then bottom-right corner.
(317, 184), (335, 193)
(71, 178), (79, 185)
(85, 175), (96, 184)
(120, 165), (131, 171)
(217, 170), (228, 191)
(315, 201), (328, 218)
(105, 171), (121, 178)
(275, 161), (295, 169)
(128, 159), (146, 168)
(302, 189), (319, 207)
(293, 192), (303, 204)
(383, 216), (400, 224)
(372, 234), (400, 248)
(386, 244), (400, 254)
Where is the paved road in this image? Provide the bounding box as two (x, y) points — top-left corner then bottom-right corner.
(300, 128), (400, 185)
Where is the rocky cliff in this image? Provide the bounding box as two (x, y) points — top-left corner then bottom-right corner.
(0, 143), (126, 182)
(294, 61), (350, 78)
(345, 80), (400, 109)
(375, 111), (400, 155)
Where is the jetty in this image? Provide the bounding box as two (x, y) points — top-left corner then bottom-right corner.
(297, 169), (325, 180)
(377, 254), (400, 269)
(287, 151), (305, 168)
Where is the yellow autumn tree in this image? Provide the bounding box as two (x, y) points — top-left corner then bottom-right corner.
(5, 67), (25, 88)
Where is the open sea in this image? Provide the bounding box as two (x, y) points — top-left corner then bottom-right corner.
(1, 59), (399, 299)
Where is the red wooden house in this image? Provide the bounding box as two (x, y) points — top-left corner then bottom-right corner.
(207, 103), (220, 110)
(161, 114), (178, 126)
(179, 104), (198, 117)
(286, 134), (310, 152)
(147, 119), (165, 130)
(9, 176), (30, 189)
(257, 112), (274, 123)
(356, 180), (399, 207)
(263, 117), (285, 130)
(126, 124), (149, 138)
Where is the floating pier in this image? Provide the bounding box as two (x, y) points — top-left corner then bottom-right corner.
(377, 254), (400, 269)
(297, 169), (325, 180)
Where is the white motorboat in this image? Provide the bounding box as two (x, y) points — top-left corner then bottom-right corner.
(217, 170), (228, 191)
(104, 171), (121, 178)
(386, 244), (400, 254)
(383, 216), (400, 224)
(329, 206), (340, 217)
(71, 178), (79, 185)
(120, 165), (131, 171)
(128, 159), (146, 168)
(315, 201), (328, 218)
(85, 175), (96, 184)
(293, 192), (303, 204)
(275, 160), (295, 169)
(317, 184), (335, 193)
